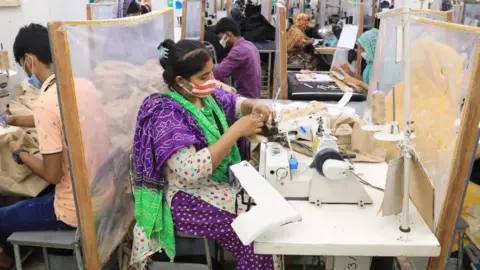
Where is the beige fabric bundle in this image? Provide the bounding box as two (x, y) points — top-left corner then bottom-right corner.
(0, 50), (9, 70)
(260, 101), (387, 162)
(0, 127), (48, 197)
(0, 82), (49, 197)
(279, 101), (328, 121)
(371, 91), (386, 125)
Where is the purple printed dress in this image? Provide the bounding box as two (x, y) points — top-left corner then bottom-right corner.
(130, 89), (281, 270)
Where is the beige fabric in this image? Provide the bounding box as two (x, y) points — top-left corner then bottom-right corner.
(265, 104), (386, 162)
(0, 83), (48, 197)
(0, 50), (9, 70)
(280, 101), (328, 121)
(371, 91), (386, 125)
(350, 119), (387, 162)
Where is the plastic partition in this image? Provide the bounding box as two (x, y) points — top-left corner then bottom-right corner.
(262, 0), (273, 23)
(410, 9), (451, 22)
(86, 2), (118, 20)
(274, 2), (288, 99)
(369, 13), (480, 227)
(48, 10), (174, 268)
(181, 0), (206, 40)
(400, 17), (479, 227)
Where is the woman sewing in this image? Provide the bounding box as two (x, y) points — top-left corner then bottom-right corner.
(338, 28), (378, 91)
(130, 39), (280, 269)
(287, 13), (317, 70)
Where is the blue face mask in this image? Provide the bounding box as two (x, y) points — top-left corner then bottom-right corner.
(23, 55), (42, 89)
(28, 75), (42, 89)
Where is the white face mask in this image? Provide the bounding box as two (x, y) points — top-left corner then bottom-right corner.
(219, 34), (229, 48)
(361, 52), (370, 61)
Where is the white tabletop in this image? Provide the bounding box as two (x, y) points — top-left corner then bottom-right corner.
(253, 161), (441, 257)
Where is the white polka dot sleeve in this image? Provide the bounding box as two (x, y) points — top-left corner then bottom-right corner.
(165, 146), (213, 183)
(235, 96), (247, 120)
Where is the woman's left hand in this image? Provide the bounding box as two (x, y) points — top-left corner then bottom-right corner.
(252, 104), (271, 122)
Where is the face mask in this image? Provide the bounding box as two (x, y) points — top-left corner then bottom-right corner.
(219, 34), (229, 48)
(361, 52), (370, 61)
(23, 55), (42, 89)
(181, 76), (217, 97)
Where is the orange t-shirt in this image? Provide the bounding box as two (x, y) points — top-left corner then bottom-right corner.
(34, 75), (108, 227)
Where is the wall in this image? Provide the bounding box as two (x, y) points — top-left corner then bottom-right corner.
(0, 0), (87, 80)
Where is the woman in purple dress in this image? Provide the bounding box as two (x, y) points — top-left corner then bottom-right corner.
(130, 39), (281, 269)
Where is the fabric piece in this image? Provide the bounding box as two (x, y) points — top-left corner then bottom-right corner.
(0, 128), (40, 183)
(371, 91), (386, 125)
(0, 191), (75, 254)
(350, 119), (386, 162)
(133, 89), (240, 261)
(357, 28), (378, 84)
(170, 191), (277, 270)
(213, 38), (262, 99)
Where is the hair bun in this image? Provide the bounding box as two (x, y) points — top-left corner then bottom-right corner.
(158, 39), (175, 69)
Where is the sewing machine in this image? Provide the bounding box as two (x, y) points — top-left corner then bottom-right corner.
(277, 114), (323, 142)
(261, 114), (373, 206)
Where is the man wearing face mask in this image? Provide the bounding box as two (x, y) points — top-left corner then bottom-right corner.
(213, 17), (261, 98)
(337, 28), (378, 92)
(0, 24), (108, 268)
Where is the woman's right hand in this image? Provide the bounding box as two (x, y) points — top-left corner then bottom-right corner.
(231, 114), (264, 137)
(340, 64), (354, 76)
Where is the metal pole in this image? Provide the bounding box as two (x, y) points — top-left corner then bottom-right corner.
(400, 2), (411, 233)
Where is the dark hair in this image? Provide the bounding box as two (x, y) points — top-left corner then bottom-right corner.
(158, 39), (211, 86)
(13, 23), (52, 65)
(214, 18), (241, 36)
(127, 1), (150, 15)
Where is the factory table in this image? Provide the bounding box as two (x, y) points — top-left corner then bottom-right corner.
(287, 71), (367, 102)
(253, 160), (441, 258)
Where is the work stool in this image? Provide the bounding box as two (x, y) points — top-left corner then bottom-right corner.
(8, 229), (83, 270)
(448, 216), (470, 270)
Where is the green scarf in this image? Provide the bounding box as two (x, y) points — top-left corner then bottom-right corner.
(162, 91), (241, 182)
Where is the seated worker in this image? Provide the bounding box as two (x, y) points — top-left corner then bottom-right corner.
(287, 13), (317, 70)
(213, 17), (262, 98)
(338, 28), (378, 92)
(122, 0), (151, 17)
(0, 24), (107, 268)
(131, 39), (281, 269)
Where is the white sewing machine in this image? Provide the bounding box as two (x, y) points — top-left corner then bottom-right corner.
(260, 118), (373, 206)
(277, 114), (323, 142)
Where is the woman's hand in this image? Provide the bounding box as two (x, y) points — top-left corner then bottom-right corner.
(231, 114), (264, 137)
(252, 104), (271, 122)
(340, 64), (355, 76)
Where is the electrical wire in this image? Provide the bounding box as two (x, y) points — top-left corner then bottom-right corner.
(352, 171), (385, 192)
